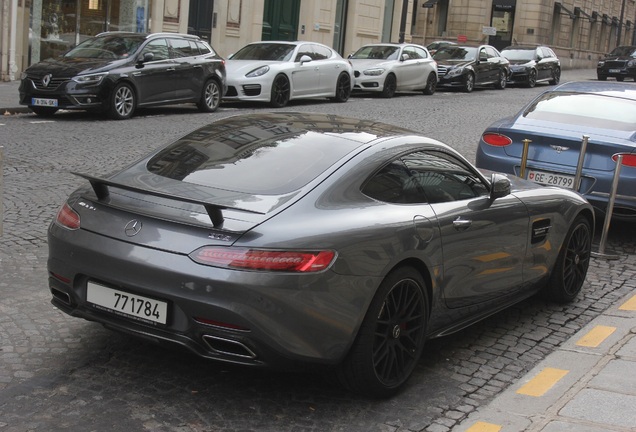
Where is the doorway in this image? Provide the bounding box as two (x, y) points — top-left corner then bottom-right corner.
(262, 0), (300, 41)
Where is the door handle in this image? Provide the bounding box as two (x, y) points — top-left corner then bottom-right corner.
(452, 217), (472, 231)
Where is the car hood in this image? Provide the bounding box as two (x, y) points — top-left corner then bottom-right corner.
(25, 56), (127, 77)
(350, 59), (393, 70)
(225, 60), (285, 76)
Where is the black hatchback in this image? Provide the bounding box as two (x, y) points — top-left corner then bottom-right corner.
(19, 32), (227, 119)
(597, 45), (636, 82)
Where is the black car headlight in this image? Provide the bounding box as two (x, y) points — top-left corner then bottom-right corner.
(72, 73), (107, 85)
(597, 60), (605, 67)
(447, 67), (463, 77)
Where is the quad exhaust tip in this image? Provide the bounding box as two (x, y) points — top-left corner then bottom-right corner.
(50, 287), (72, 306)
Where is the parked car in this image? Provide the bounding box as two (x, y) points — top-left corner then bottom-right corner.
(476, 81), (636, 221)
(348, 43), (437, 98)
(426, 40), (456, 56)
(501, 45), (561, 87)
(19, 32), (226, 119)
(434, 44), (509, 92)
(597, 45), (636, 81)
(48, 111), (593, 397)
(223, 41), (353, 107)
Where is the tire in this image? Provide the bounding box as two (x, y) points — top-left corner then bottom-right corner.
(463, 72), (474, 93)
(422, 72), (437, 95)
(549, 67), (561, 85)
(270, 74), (290, 108)
(597, 74), (607, 81)
(337, 267), (429, 397)
(31, 106), (58, 117)
(494, 70), (507, 89)
(380, 74), (397, 98)
(332, 73), (352, 102)
(197, 79), (221, 112)
(108, 82), (135, 120)
(544, 215), (592, 303)
(526, 69), (537, 88)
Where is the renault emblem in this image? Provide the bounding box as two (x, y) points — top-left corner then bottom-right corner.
(124, 220), (142, 237)
(42, 74), (52, 87)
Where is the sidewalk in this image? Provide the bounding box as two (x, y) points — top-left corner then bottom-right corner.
(0, 80), (28, 114)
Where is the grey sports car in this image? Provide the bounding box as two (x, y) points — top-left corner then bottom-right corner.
(48, 112), (594, 397)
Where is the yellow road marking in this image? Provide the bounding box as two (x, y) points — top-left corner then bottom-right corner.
(576, 325), (616, 347)
(516, 367), (569, 397)
(619, 295), (636, 311)
(466, 422), (502, 432)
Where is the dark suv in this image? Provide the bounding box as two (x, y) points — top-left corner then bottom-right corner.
(597, 45), (636, 81)
(19, 32), (227, 119)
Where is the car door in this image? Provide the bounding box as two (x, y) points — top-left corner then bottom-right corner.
(133, 38), (176, 104)
(537, 47), (553, 81)
(401, 150), (530, 308)
(168, 38), (201, 100)
(291, 43), (320, 96)
(399, 46), (425, 89)
(474, 46), (493, 84)
(312, 44), (343, 95)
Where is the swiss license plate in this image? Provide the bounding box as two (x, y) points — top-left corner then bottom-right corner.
(86, 282), (168, 325)
(32, 97), (58, 107)
(527, 169), (575, 189)
(609, 69), (621, 73)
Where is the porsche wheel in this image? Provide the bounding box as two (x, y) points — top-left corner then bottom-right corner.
(545, 215), (592, 303)
(337, 267), (428, 397)
(108, 82), (135, 120)
(332, 73), (352, 102)
(270, 74), (290, 108)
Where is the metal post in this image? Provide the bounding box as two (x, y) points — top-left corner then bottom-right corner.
(573, 135), (589, 192)
(519, 139), (531, 179)
(0, 145), (3, 236)
(592, 154), (623, 260)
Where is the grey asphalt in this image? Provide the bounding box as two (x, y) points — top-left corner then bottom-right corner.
(1, 73), (636, 431)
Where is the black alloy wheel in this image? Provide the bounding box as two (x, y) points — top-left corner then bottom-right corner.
(550, 67), (561, 85)
(108, 82), (135, 120)
(423, 72), (437, 95)
(337, 267), (428, 397)
(463, 72), (475, 93)
(332, 73), (352, 102)
(380, 74), (397, 98)
(494, 70), (507, 89)
(545, 215), (592, 303)
(270, 74), (290, 108)
(197, 79), (221, 112)
(527, 69), (537, 88)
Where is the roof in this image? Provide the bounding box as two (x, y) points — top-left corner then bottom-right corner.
(552, 81), (636, 101)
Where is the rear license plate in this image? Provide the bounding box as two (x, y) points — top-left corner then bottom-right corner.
(32, 98), (58, 107)
(527, 169), (575, 189)
(86, 282), (168, 325)
(609, 69), (621, 73)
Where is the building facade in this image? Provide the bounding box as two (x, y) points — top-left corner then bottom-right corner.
(2, 0), (635, 81)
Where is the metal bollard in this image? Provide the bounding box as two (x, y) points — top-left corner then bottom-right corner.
(592, 153), (625, 260)
(573, 135), (589, 192)
(519, 139), (531, 179)
(0, 145), (3, 236)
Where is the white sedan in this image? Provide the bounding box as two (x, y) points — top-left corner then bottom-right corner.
(349, 43), (438, 98)
(224, 41), (354, 108)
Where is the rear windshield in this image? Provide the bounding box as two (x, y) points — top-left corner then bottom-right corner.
(230, 43), (295, 61)
(523, 92), (636, 131)
(146, 123), (362, 195)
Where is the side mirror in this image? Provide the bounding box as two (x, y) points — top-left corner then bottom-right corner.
(137, 52), (154, 65)
(299, 54), (312, 64)
(490, 173), (511, 200)
(401, 53), (410, 61)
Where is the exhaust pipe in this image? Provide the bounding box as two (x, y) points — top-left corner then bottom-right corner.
(50, 287), (72, 306)
(202, 335), (257, 359)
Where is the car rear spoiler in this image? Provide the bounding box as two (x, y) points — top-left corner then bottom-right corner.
(72, 172), (264, 229)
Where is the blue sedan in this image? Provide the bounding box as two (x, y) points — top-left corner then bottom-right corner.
(476, 81), (636, 221)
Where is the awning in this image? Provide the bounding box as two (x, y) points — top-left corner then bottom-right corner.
(422, 0), (439, 8)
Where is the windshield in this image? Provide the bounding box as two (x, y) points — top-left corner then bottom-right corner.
(502, 49), (535, 61)
(433, 47), (476, 61)
(608, 46), (636, 57)
(350, 45), (400, 60)
(524, 92), (636, 131)
(64, 35), (144, 59)
(230, 43), (295, 61)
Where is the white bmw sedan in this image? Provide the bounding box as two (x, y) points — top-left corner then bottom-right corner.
(224, 41), (353, 108)
(349, 43), (438, 98)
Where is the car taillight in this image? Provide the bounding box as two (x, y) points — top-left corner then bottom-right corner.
(482, 133), (513, 147)
(612, 153), (636, 167)
(190, 247), (336, 273)
(55, 203), (80, 230)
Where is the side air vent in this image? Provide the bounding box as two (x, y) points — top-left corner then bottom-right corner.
(531, 218), (552, 244)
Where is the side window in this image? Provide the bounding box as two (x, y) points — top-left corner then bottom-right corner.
(196, 41), (212, 55)
(141, 39), (169, 61)
(169, 38), (195, 58)
(312, 44), (331, 60)
(362, 160), (425, 204)
(479, 48), (488, 61)
(486, 47), (498, 58)
(414, 47), (428, 59)
(402, 151), (489, 203)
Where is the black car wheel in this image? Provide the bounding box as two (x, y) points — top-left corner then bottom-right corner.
(463, 72), (475, 93)
(270, 74), (290, 108)
(494, 70), (507, 89)
(549, 67), (561, 85)
(108, 82), (135, 120)
(337, 267), (428, 397)
(544, 215), (592, 303)
(422, 72), (437, 95)
(380, 74), (397, 98)
(526, 69), (537, 88)
(197, 79), (221, 112)
(332, 73), (352, 102)
(31, 106), (58, 117)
